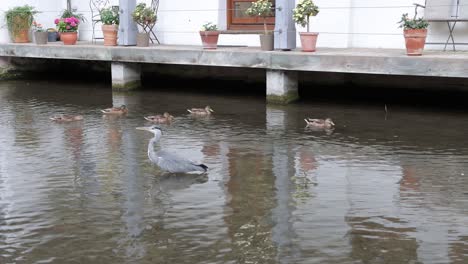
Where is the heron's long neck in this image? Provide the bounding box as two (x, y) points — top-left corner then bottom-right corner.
(148, 132), (161, 162)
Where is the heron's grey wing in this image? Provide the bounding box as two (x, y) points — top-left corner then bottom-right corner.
(156, 150), (205, 173)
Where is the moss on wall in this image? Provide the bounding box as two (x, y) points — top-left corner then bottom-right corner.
(266, 91), (299, 104)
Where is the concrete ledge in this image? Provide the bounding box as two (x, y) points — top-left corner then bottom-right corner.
(1, 43), (468, 78)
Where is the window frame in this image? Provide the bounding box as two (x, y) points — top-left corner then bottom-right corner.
(227, 0), (275, 30)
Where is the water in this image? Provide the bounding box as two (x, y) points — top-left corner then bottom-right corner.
(0, 80), (467, 264)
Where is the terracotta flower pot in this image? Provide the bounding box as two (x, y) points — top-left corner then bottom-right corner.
(199, 31), (220, 49)
(60, 32), (78, 45)
(13, 29), (30, 43)
(300, 32), (319, 52)
(404, 29), (427, 56)
(102, 24), (118, 46)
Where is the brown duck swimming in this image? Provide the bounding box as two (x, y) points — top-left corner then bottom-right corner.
(304, 118), (335, 129)
(144, 112), (174, 124)
(187, 106), (214, 116)
(101, 105), (128, 115)
(50, 114), (84, 122)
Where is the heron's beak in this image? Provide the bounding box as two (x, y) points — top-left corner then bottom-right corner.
(330, 121), (335, 126)
(209, 109), (214, 113)
(136, 127), (151, 131)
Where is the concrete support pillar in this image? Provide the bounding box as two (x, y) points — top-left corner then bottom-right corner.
(266, 70), (299, 104)
(274, 0), (296, 50)
(111, 62), (141, 91)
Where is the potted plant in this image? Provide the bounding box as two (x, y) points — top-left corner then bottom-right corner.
(47, 28), (57, 42)
(131, 3), (157, 47)
(398, 13), (429, 56)
(246, 0), (274, 51)
(32, 21), (47, 45)
(55, 16), (80, 45)
(4, 5), (38, 43)
(293, 0), (320, 52)
(199, 22), (220, 49)
(59, 8), (86, 40)
(100, 7), (119, 46)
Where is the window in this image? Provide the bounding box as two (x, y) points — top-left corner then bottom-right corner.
(227, 0), (275, 30)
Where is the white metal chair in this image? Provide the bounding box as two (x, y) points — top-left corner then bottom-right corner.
(90, 0), (110, 43)
(149, 0), (160, 44)
(415, 0), (468, 51)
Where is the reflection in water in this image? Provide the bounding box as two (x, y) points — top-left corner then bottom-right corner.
(0, 81), (468, 263)
(346, 216), (419, 263)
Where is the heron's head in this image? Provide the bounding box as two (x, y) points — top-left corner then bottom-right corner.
(205, 106), (214, 113)
(136, 125), (162, 134)
(120, 105), (127, 109)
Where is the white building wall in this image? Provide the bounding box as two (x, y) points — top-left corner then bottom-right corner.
(0, 0), (65, 43)
(0, 0), (462, 50)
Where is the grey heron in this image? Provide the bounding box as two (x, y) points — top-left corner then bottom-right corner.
(136, 126), (208, 173)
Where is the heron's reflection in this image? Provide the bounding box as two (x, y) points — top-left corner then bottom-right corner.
(154, 173), (208, 191)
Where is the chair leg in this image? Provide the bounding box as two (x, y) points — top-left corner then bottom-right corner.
(444, 21), (457, 51)
(92, 22), (96, 44)
(151, 30), (160, 44)
(148, 25), (160, 44)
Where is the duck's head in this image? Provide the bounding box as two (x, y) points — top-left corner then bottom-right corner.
(325, 118), (335, 126)
(205, 106), (214, 113)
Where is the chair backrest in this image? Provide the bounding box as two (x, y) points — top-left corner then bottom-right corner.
(151, 0), (160, 14)
(89, 0), (110, 18)
(424, 0), (468, 20)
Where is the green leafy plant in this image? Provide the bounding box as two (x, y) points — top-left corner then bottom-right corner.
(293, 0), (319, 32)
(131, 3), (157, 33)
(4, 5), (39, 39)
(245, 0), (274, 35)
(398, 13), (429, 30)
(201, 22), (218, 31)
(100, 7), (119, 25)
(60, 8), (86, 23)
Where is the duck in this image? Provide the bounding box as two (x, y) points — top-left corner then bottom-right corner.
(187, 105), (214, 116)
(144, 112), (174, 124)
(50, 114), (84, 122)
(304, 118), (335, 129)
(101, 105), (128, 115)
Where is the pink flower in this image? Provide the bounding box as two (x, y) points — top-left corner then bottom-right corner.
(54, 18), (59, 24)
(65, 18), (71, 23)
(70, 22), (76, 27)
(66, 25), (71, 30)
